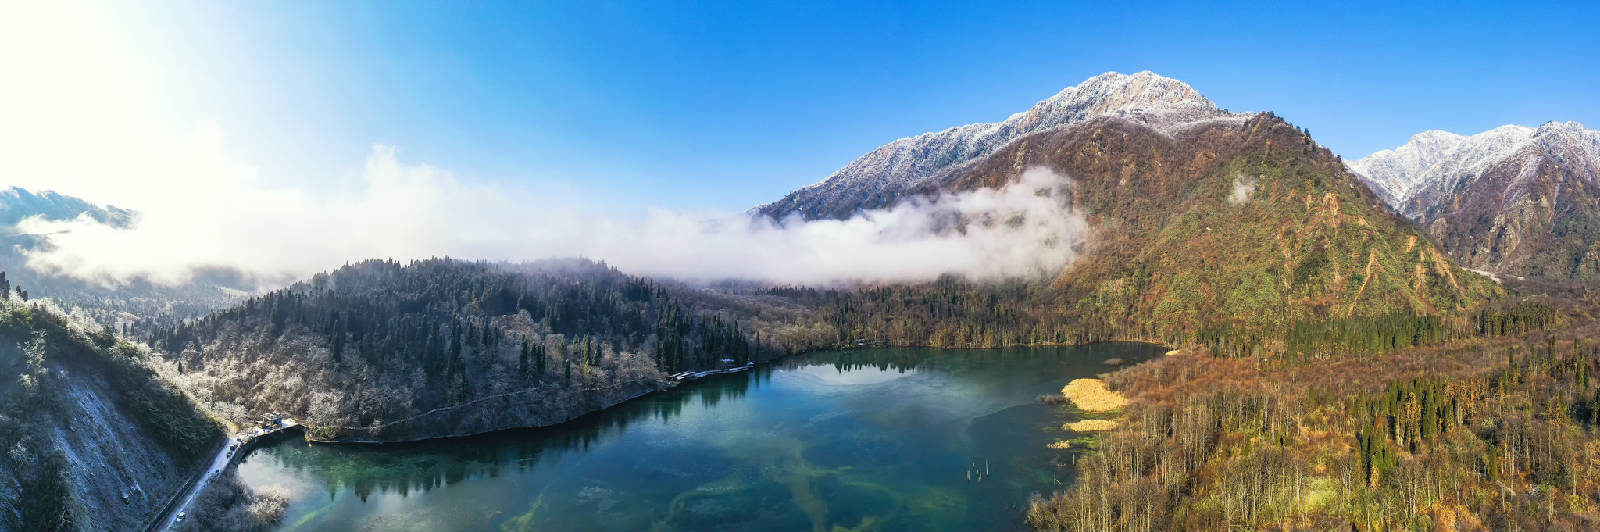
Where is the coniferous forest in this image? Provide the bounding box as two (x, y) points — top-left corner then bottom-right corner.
(135, 258), (834, 441)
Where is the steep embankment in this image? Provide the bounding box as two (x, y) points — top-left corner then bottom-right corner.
(157, 258), (826, 442)
(826, 112), (1501, 355)
(0, 300), (220, 531)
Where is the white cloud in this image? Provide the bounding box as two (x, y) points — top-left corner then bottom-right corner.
(1229, 172), (1256, 204)
(16, 129), (1091, 286)
(0, 5), (1093, 289)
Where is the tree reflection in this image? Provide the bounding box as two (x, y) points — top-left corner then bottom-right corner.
(254, 343), (1164, 504)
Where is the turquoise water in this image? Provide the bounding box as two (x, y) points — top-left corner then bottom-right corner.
(237, 344), (1162, 531)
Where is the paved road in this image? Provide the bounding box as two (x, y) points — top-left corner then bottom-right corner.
(153, 420), (298, 531)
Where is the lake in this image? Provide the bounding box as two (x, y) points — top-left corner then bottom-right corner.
(237, 343), (1163, 531)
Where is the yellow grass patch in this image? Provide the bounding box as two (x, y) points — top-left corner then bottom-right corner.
(1046, 440), (1072, 450)
(1063, 419), (1119, 432)
(1060, 378), (1128, 412)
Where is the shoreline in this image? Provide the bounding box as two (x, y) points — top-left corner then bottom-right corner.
(287, 340), (1169, 447)
(302, 361), (763, 446)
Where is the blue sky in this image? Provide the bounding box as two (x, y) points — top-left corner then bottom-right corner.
(33, 1), (1600, 211)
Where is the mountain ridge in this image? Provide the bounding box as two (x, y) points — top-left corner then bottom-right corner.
(755, 71), (1251, 220)
(822, 110), (1500, 355)
(0, 186), (136, 231)
(1351, 121), (1598, 217)
(1351, 121), (1600, 281)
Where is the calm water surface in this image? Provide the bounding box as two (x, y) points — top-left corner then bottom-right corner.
(238, 343), (1163, 531)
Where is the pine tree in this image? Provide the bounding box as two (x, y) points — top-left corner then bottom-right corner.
(536, 343), (546, 377)
(518, 339), (529, 377)
(1579, 356), (1589, 389)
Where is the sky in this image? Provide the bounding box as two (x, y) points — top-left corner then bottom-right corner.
(6, 1), (1598, 210)
(2, 1), (1597, 284)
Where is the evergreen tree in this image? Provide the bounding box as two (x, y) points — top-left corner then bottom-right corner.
(518, 339), (529, 377)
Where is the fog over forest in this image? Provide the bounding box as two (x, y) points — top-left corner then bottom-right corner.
(20, 141), (1088, 287)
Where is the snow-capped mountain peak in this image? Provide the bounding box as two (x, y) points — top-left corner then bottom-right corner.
(1351, 120), (1600, 280)
(1350, 123), (1579, 212)
(756, 71), (1247, 220)
(1352, 121), (1600, 222)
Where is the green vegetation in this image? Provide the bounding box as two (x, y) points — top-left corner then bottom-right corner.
(827, 114), (1501, 359)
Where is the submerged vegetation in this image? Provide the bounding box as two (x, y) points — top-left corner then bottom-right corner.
(1060, 378), (1128, 412)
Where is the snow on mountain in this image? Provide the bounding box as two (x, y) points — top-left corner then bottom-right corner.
(0, 186), (136, 229)
(1351, 121), (1600, 280)
(1350, 121), (1600, 219)
(756, 71), (1249, 220)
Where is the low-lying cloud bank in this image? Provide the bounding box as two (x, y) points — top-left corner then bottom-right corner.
(18, 139), (1089, 287)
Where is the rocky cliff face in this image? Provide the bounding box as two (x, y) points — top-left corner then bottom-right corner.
(755, 71), (1249, 221)
(1352, 122), (1600, 281)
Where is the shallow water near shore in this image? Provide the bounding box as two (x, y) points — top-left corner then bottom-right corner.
(237, 343), (1163, 531)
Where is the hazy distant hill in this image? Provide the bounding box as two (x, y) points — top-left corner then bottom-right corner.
(1352, 122), (1600, 282)
(0, 186), (257, 333)
(0, 187), (135, 229)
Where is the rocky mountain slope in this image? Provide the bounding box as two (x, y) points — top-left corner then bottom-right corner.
(756, 71), (1250, 220)
(0, 299), (220, 531)
(1352, 122), (1600, 281)
(823, 110), (1501, 356)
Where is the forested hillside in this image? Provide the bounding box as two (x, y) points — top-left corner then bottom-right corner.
(1027, 314), (1600, 531)
(0, 296), (220, 532)
(826, 113), (1502, 357)
(152, 258), (832, 441)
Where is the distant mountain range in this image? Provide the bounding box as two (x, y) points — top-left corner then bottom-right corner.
(1351, 122), (1600, 281)
(752, 71), (1599, 285)
(0, 187), (256, 331)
